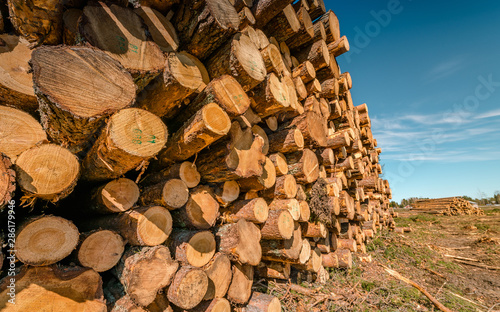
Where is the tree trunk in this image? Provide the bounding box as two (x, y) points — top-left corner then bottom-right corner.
(227, 263), (254, 304)
(260, 43), (287, 76)
(7, 0), (63, 47)
(284, 111), (327, 148)
(328, 35), (350, 57)
(267, 127), (304, 154)
(221, 198), (269, 223)
(261, 221), (302, 261)
(287, 18), (325, 51)
(263, 4), (300, 42)
(80, 2), (165, 90)
(0, 35), (38, 113)
(170, 230), (216, 267)
(216, 219), (262, 265)
(140, 179), (189, 211)
(81, 206), (173, 246)
(262, 174), (297, 199)
(249, 73), (290, 117)
(286, 149), (320, 184)
(167, 266), (209, 309)
(214, 180), (241, 207)
(268, 152), (289, 176)
(252, 0), (294, 28)
(15, 144), (80, 202)
(90, 178), (140, 214)
(334, 248), (352, 269)
(203, 252), (233, 300)
(292, 60), (316, 84)
(301, 221), (327, 238)
(0, 265), (106, 311)
(260, 209), (294, 239)
(136, 51), (209, 118)
(238, 156), (277, 191)
(321, 252), (338, 268)
(82, 108), (168, 181)
(76, 230), (125, 272)
(31, 45), (136, 153)
(294, 39), (330, 71)
(320, 10), (340, 44)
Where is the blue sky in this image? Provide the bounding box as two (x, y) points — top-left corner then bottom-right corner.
(324, 1), (500, 202)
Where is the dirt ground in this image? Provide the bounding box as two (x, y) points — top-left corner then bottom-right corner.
(264, 207), (500, 311)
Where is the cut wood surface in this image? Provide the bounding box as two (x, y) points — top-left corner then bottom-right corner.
(167, 266), (209, 309)
(141, 161), (201, 188)
(90, 178), (140, 214)
(222, 198), (269, 223)
(77, 230), (125, 272)
(140, 178), (190, 210)
(0, 153), (15, 210)
(170, 230), (216, 267)
(0, 265), (106, 311)
(216, 219), (262, 265)
(134, 6), (179, 52)
(203, 252), (233, 300)
(241, 291), (281, 312)
(0, 35), (37, 113)
(227, 263), (254, 304)
(31, 45), (136, 153)
(173, 185), (220, 229)
(260, 209), (295, 240)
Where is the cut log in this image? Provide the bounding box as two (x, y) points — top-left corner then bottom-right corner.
(238, 156), (276, 191)
(328, 35), (350, 57)
(80, 2), (165, 89)
(146, 293), (173, 312)
(140, 179), (189, 210)
(263, 4), (300, 43)
(320, 10), (340, 43)
(268, 198), (300, 221)
(287, 18), (325, 51)
(281, 74), (300, 110)
(261, 221), (302, 261)
(268, 152), (289, 176)
(227, 263), (254, 304)
(170, 230), (216, 267)
(250, 72), (290, 117)
(0, 153), (15, 211)
(77, 230), (125, 272)
(7, 0), (63, 47)
(83, 206), (173, 246)
(239, 7), (257, 29)
(334, 248), (352, 269)
(319, 78), (338, 99)
(295, 39), (330, 71)
(134, 0), (179, 13)
(134, 7), (179, 52)
(337, 238), (357, 252)
(252, 0), (293, 28)
(321, 252), (338, 268)
(260, 43), (286, 76)
(301, 221), (327, 238)
(294, 247), (321, 272)
(192, 298), (232, 312)
(174, 0), (240, 60)
(216, 219), (262, 265)
(285, 111), (327, 148)
(168, 266), (209, 309)
(31, 45), (136, 153)
(257, 261), (291, 279)
(16, 216), (79, 266)
(267, 127), (304, 154)
(115, 246), (178, 307)
(241, 292), (281, 312)
(203, 252), (233, 300)
(141, 161), (201, 189)
(262, 174), (297, 199)
(196, 122), (266, 182)
(15, 144), (79, 202)
(214, 180), (241, 207)
(260, 209), (294, 239)
(298, 200), (310, 222)
(90, 178), (140, 214)
(82, 108), (168, 181)
(292, 60), (316, 84)
(0, 35), (38, 113)
(286, 149), (319, 184)
(62, 9), (82, 45)
(0, 265), (106, 311)
(172, 185), (220, 229)
(222, 197), (269, 223)
(136, 51), (209, 118)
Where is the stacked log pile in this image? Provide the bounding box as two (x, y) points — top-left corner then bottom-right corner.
(412, 197), (484, 216)
(0, 0), (395, 310)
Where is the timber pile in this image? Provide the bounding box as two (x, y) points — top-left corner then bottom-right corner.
(412, 197), (484, 216)
(0, 0), (394, 310)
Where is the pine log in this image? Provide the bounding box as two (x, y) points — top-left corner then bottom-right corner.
(267, 127), (304, 154)
(260, 43), (286, 76)
(159, 104), (231, 165)
(249, 72), (290, 117)
(80, 2), (166, 89)
(134, 6), (179, 52)
(292, 60), (316, 84)
(167, 266), (209, 309)
(337, 238), (357, 252)
(82, 206), (173, 246)
(328, 35), (350, 57)
(7, 0), (63, 47)
(146, 293), (173, 312)
(263, 4), (300, 43)
(203, 252), (233, 300)
(255, 28), (271, 49)
(0, 35), (38, 113)
(257, 261), (291, 279)
(268, 152), (289, 176)
(172, 185), (220, 229)
(295, 39), (330, 71)
(31, 45), (136, 153)
(284, 111), (327, 148)
(141, 162), (201, 189)
(287, 18), (325, 51)
(262, 174), (297, 199)
(321, 252), (338, 268)
(136, 51), (209, 118)
(192, 298), (232, 312)
(240, 292), (281, 312)
(89, 178), (139, 214)
(294, 247), (321, 272)
(114, 246), (178, 307)
(14, 216), (78, 266)
(82, 108), (168, 181)
(326, 131), (351, 149)
(238, 156), (276, 191)
(261, 221), (302, 261)
(216, 219), (262, 265)
(174, 0), (240, 60)
(221, 197), (269, 223)
(214, 180), (241, 207)
(239, 7), (257, 29)
(301, 221), (327, 238)
(140, 179), (189, 211)
(320, 10), (340, 43)
(260, 208), (294, 239)
(268, 198), (301, 221)
(0, 265), (106, 311)
(196, 122), (266, 182)
(15, 144), (79, 202)
(334, 248), (352, 269)
(318, 78), (338, 99)
(298, 200), (311, 222)
(227, 263), (254, 304)
(281, 74), (300, 110)
(77, 230), (125, 272)
(170, 230), (216, 267)
(0, 153), (15, 211)
(286, 149), (319, 183)
(252, 0), (294, 28)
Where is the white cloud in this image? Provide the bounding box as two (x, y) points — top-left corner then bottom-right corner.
(474, 108), (500, 119)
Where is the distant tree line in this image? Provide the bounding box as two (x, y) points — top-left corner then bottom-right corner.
(391, 191), (500, 208)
